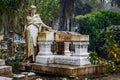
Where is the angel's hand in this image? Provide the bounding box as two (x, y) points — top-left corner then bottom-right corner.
(48, 27), (52, 31)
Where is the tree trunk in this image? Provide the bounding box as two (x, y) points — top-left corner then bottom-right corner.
(59, 0), (75, 31)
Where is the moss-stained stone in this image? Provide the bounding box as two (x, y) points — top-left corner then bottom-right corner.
(38, 31), (89, 42)
(0, 59), (5, 66)
(38, 32), (54, 41)
(31, 63), (106, 77)
(13, 72), (36, 80)
(77, 67), (86, 76)
(0, 66), (12, 76)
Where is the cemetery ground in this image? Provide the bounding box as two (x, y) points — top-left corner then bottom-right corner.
(0, 43), (119, 80)
(0, 32), (119, 80)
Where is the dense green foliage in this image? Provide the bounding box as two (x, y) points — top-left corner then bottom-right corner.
(0, 0), (59, 34)
(88, 52), (105, 65)
(0, 42), (25, 72)
(89, 31), (120, 71)
(1, 0), (120, 34)
(16, 43), (25, 53)
(76, 11), (120, 51)
(0, 53), (24, 72)
(97, 31), (120, 59)
(76, 11), (120, 30)
(77, 11), (120, 71)
(0, 0), (34, 34)
(37, 0), (59, 22)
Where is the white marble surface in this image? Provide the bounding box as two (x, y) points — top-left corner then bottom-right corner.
(13, 74), (25, 78)
(0, 76), (12, 80)
(54, 55), (90, 66)
(28, 72), (36, 76)
(0, 66), (12, 69)
(38, 42), (53, 55)
(73, 42), (89, 56)
(36, 55), (90, 66)
(36, 55), (54, 64)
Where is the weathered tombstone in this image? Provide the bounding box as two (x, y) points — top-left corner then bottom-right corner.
(14, 34), (20, 43)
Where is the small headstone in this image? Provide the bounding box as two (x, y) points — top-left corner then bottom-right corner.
(14, 34), (20, 43)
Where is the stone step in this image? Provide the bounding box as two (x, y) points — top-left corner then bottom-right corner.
(32, 63), (107, 77)
(13, 74), (25, 80)
(0, 66), (12, 76)
(0, 76), (13, 80)
(13, 72), (36, 80)
(0, 59), (5, 66)
(36, 78), (42, 80)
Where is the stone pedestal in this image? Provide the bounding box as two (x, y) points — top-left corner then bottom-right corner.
(36, 31), (90, 66)
(13, 72), (36, 80)
(73, 42), (89, 56)
(36, 41), (54, 64)
(73, 42), (90, 65)
(38, 41), (53, 55)
(36, 41), (90, 65)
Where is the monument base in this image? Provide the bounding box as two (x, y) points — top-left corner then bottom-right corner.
(36, 55), (54, 64)
(31, 63), (106, 77)
(36, 55), (90, 66)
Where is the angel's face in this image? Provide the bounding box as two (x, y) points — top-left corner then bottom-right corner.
(31, 8), (36, 15)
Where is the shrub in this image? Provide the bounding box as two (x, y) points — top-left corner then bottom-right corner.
(76, 11), (120, 51)
(0, 53), (25, 72)
(88, 51), (105, 65)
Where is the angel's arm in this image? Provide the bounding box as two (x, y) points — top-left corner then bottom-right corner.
(37, 14), (52, 30)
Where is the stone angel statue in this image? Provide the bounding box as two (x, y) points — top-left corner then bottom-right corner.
(23, 5), (52, 62)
